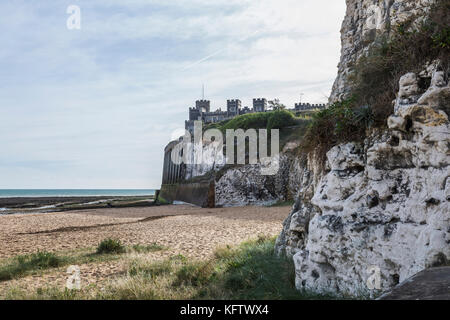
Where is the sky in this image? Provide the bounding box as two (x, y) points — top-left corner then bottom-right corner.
(0, 0), (346, 189)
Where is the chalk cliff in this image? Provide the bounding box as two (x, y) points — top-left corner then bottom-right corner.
(330, 0), (434, 102)
(179, 0), (449, 297)
(276, 0), (449, 296)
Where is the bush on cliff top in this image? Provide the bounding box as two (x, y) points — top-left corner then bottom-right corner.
(302, 98), (373, 158)
(216, 109), (298, 132)
(303, 0), (450, 164)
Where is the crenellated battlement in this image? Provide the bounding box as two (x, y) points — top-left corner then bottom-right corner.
(185, 97), (326, 133)
(294, 102), (326, 111)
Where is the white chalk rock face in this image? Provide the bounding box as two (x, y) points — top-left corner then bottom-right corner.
(214, 154), (306, 207)
(277, 67), (450, 297)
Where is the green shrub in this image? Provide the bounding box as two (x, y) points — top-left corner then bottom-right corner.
(302, 98), (368, 161)
(96, 238), (125, 255)
(267, 110), (297, 130)
(197, 236), (332, 299)
(222, 112), (270, 131)
(173, 261), (216, 287)
(17, 251), (62, 269)
(0, 251), (64, 281)
(216, 110), (298, 132)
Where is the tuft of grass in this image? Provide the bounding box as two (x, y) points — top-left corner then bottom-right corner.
(197, 235), (301, 300)
(173, 261), (216, 288)
(128, 259), (173, 278)
(96, 238), (126, 255)
(0, 251), (65, 281)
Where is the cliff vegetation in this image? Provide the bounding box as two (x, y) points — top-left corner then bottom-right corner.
(303, 0), (450, 164)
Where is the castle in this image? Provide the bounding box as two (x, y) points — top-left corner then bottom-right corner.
(185, 98), (326, 133)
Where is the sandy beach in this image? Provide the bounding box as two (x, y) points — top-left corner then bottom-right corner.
(0, 204), (290, 296)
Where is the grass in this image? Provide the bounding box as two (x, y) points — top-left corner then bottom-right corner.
(0, 239), (166, 283)
(96, 238), (126, 254)
(6, 236), (340, 300)
(301, 98), (371, 165)
(0, 251), (66, 282)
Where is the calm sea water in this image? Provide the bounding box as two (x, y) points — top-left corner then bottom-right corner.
(0, 189), (156, 198)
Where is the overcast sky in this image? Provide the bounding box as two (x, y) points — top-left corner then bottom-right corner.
(0, 0), (346, 189)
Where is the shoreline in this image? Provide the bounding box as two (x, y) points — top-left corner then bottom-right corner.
(0, 195), (156, 215)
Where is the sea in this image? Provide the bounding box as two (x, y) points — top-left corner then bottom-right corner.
(0, 189), (156, 198)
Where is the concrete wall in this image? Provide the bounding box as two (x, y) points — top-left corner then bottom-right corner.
(162, 140), (185, 185)
(160, 180), (215, 208)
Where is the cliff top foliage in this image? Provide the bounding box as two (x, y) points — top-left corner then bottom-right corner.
(302, 0), (450, 163)
(205, 109), (300, 132)
(204, 109), (309, 153)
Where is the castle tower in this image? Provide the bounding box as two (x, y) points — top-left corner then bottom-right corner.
(253, 98), (268, 112)
(195, 100), (210, 113)
(227, 99), (241, 117)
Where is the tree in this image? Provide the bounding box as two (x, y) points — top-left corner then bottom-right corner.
(268, 99), (286, 110)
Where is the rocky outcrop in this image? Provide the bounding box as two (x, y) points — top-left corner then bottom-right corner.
(276, 66), (450, 297)
(215, 153), (307, 207)
(330, 0), (435, 102)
